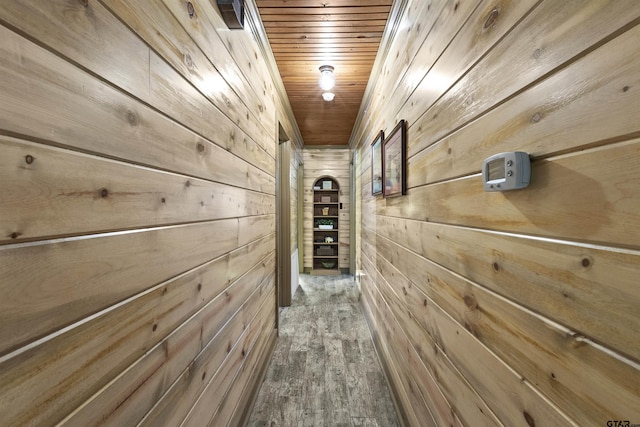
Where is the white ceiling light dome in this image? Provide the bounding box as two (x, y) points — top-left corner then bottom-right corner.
(318, 65), (335, 91)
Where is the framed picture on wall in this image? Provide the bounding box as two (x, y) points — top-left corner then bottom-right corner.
(371, 130), (384, 196)
(383, 120), (407, 198)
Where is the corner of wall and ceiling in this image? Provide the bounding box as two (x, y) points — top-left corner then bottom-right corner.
(348, 0), (411, 152)
(244, 0), (304, 151)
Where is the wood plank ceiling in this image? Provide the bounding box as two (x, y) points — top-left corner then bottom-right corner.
(255, 0), (393, 146)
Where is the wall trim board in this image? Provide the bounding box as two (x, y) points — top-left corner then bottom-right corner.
(291, 249), (300, 300)
(277, 138), (292, 307)
(298, 162), (304, 273)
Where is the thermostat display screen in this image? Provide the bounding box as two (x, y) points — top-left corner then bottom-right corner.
(487, 158), (505, 181)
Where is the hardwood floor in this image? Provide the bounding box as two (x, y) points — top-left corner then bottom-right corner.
(247, 274), (400, 427)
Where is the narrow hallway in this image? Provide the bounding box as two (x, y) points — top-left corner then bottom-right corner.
(247, 275), (400, 426)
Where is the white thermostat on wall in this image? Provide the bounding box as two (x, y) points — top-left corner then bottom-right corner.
(482, 151), (531, 192)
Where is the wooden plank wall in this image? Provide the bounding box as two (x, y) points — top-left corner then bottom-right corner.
(351, 0), (640, 426)
(0, 1), (298, 425)
(303, 148), (351, 271)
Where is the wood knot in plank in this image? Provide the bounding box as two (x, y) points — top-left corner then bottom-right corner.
(484, 7), (500, 29)
(186, 2), (195, 19)
(531, 112), (542, 123)
(463, 294), (478, 310)
(523, 411), (535, 427)
(184, 53), (194, 70)
(126, 110), (139, 126)
(25, 155), (34, 164)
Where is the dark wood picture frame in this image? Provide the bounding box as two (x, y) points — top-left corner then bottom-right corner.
(383, 120), (407, 198)
(370, 130), (384, 196)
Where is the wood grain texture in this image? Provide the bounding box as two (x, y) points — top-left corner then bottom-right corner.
(138, 279), (275, 427)
(0, 0), (276, 177)
(352, 0), (640, 425)
(408, 22), (640, 187)
(99, 0), (275, 156)
(372, 226), (640, 425)
(0, 25), (274, 195)
(0, 136), (274, 244)
(62, 240), (273, 425)
(385, 140), (640, 247)
(406, 0), (640, 157)
(0, 0), (289, 424)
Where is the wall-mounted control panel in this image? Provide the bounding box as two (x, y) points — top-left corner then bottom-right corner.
(482, 151), (531, 192)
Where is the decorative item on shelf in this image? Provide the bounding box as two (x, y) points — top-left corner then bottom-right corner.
(313, 185), (321, 190)
(317, 219), (334, 229)
(317, 246), (334, 256)
(321, 260), (336, 269)
(322, 207), (329, 216)
(324, 236), (334, 243)
(322, 180), (332, 190)
(320, 195), (332, 203)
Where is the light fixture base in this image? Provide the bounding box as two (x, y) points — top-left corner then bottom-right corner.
(322, 92), (335, 101)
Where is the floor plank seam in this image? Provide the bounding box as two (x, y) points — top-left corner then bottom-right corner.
(247, 274), (400, 427)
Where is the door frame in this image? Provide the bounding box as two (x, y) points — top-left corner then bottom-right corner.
(276, 124), (292, 308)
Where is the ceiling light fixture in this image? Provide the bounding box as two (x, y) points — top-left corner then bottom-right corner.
(318, 65), (335, 91)
(322, 92), (335, 102)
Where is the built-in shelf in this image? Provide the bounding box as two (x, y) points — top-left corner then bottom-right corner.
(312, 177), (340, 275)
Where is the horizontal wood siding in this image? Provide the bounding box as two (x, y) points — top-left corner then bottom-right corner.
(303, 148), (351, 270)
(0, 0), (294, 424)
(352, 0), (640, 425)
